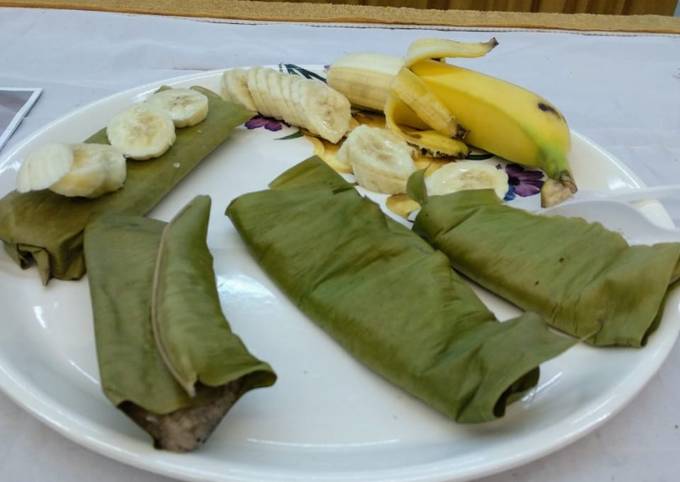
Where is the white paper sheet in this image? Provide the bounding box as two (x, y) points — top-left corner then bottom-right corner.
(0, 88), (41, 153)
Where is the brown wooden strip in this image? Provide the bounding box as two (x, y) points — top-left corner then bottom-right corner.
(2, 0), (680, 34)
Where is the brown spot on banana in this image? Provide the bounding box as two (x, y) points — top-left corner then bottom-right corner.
(537, 102), (564, 121)
(456, 125), (469, 139)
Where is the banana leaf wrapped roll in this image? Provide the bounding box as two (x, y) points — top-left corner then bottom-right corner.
(0, 87), (252, 283)
(226, 157), (572, 423)
(413, 189), (680, 347)
(84, 196), (275, 452)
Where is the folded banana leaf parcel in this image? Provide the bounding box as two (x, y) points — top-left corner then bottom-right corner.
(84, 196), (275, 451)
(0, 87), (251, 283)
(413, 189), (680, 347)
(227, 157), (573, 423)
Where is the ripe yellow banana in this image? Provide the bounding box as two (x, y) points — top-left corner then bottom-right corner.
(412, 60), (574, 206)
(327, 42), (576, 206)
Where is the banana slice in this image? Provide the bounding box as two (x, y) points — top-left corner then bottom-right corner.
(16, 143), (74, 193)
(50, 143), (126, 198)
(257, 68), (281, 120)
(337, 125), (415, 194)
(247, 67), (272, 117)
(425, 161), (508, 199)
(220, 71), (234, 102)
(146, 88), (209, 128)
(304, 134), (351, 174)
(106, 104), (176, 160)
(267, 70), (291, 123)
(222, 69), (256, 111)
(277, 73), (295, 125)
(293, 78), (351, 143)
(281, 74), (306, 128)
(290, 77), (310, 130)
(77, 144), (126, 195)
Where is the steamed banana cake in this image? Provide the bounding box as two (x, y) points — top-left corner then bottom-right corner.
(414, 189), (680, 347)
(84, 196), (275, 451)
(227, 157), (574, 423)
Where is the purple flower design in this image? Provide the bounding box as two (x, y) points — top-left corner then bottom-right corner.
(245, 115), (286, 132)
(503, 163), (545, 201)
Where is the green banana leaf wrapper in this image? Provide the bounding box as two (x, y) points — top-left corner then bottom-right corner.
(413, 189), (680, 347)
(226, 157), (573, 423)
(0, 87), (252, 284)
(84, 195), (275, 452)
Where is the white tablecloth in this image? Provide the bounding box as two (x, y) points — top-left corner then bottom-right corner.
(1, 7), (679, 481)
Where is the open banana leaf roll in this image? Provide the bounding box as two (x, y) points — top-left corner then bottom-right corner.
(84, 196), (275, 451)
(227, 157), (572, 423)
(0, 87), (251, 283)
(414, 189), (680, 347)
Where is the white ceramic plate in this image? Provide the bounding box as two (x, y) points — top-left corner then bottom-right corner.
(0, 67), (678, 482)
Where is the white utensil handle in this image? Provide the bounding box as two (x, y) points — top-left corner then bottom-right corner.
(578, 184), (680, 203)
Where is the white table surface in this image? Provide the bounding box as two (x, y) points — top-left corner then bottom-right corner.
(1, 7), (680, 482)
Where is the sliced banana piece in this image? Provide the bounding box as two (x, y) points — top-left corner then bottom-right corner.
(277, 72), (300, 126)
(338, 125), (415, 194)
(49, 143), (124, 198)
(107, 104), (176, 161)
(49, 158), (106, 198)
(290, 77), (310, 129)
(255, 67), (281, 119)
(286, 75), (310, 129)
(16, 143), (74, 193)
(220, 73), (234, 102)
(146, 88), (209, 128)
(304, 134), (351, 174)
(247, 67), (271, 117)
(222, 69), (256, 111)
(425, 160), (508, 199)
(293, 78), (351, 143)
(266, 70), (291, 123)
(257, 68), (281, 120)
(76, 144), (126, 196)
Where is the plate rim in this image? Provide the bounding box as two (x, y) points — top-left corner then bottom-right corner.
(0, 67), (676, 482)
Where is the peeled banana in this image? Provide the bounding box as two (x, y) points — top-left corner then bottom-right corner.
(222, 66), (351, 143)
(16, 143), (126, 198)
(327, 37), (577, 206)
(337, 125), (415, 194)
